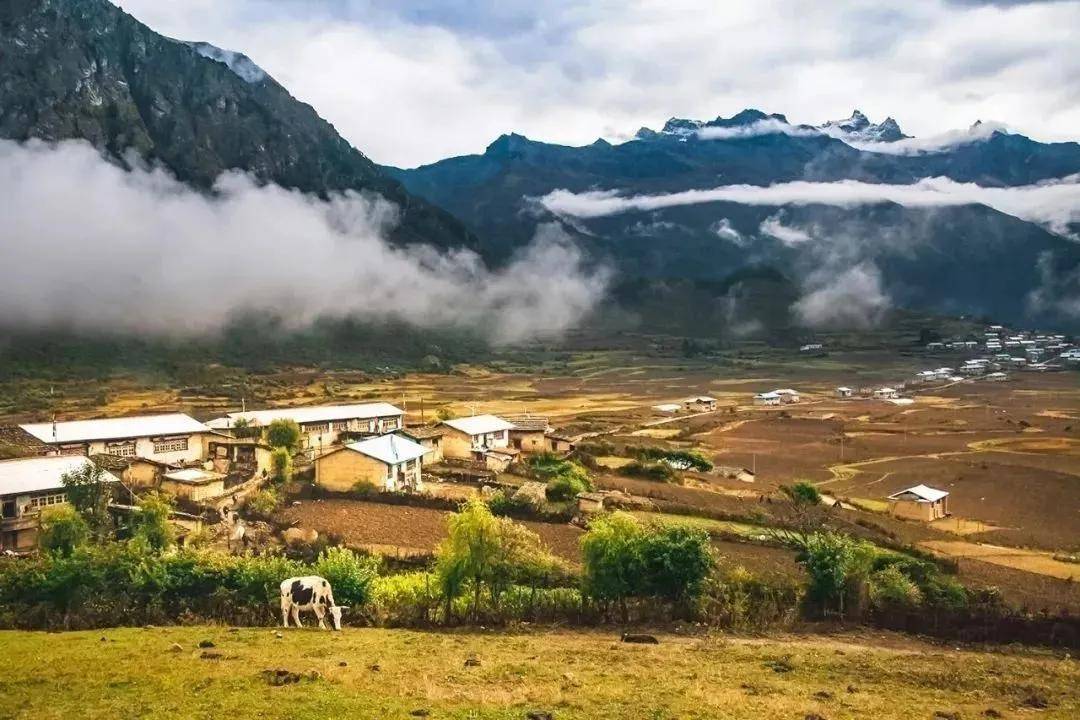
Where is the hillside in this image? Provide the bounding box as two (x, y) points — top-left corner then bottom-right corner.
(0, 0), (475, 250)
(388, 111), (1080, 331)
(1, 627), (1075, 719)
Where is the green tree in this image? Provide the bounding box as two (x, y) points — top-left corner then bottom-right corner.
(579, 512), (644, 620)
(434, 498), (557, 622)
(38, 505), (89, 556)
(788, 532), (876, 618)
(61, 462), (115, 542)
(638, 524), (713, 603)
(270, 447), (293, 485)
(130, 492), (175, 552)
(265, 418), (302, 451)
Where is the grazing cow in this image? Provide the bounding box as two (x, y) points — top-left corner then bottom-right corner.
(279, 576), (347, 630)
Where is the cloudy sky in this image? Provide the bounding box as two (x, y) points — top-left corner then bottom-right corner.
(117, 0), (1080, 168)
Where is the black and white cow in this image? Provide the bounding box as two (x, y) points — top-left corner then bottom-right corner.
(279, 576), (347, 630)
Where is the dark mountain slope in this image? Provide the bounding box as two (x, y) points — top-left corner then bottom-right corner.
(388, 111), (1080, 330)
(0, 0), (474, 249)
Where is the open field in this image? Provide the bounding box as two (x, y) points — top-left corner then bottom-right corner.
(278, 499), (585, 564)
(4, 348), (1078, 608)
(0, 626), (1076, 720)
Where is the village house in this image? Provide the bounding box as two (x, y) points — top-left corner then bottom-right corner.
(754, 391), (781, 406)
(206, 437), (275, 481)
(685, 396), (718, 412)
(887, 484), (950, 522)
(0, 455), (120, 551)
(504, 415), (552, 454)
(873, 387), (899, 400)
(439, 415), (515, 461)
(985, 372), (1009, 382)
(160, 468), (227, 503)
(399, 426), (445, 464)
(207, 402), (404, 454)
(314, 434), (429, 493)
(546, 432), (576, 455)
(774, 389), (801, 404)
(20, 413), (212, 465)
(835, 386), (854, 398)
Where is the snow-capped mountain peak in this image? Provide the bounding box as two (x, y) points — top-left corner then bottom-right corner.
(820, 109), (907, 142)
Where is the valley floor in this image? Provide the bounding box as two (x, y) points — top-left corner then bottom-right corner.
(0, 626), (1075, 719)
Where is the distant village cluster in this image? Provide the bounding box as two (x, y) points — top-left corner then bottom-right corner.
(0, 403), (574, 552)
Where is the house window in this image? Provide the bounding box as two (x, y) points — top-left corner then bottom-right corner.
(305, 423), (330, 434)
(108, 441), (137, 457)
(153, 437), (188, 454)
(381, 417), (399, 431)
(332, 421), (349, 431)
(28, 493), (68, 510)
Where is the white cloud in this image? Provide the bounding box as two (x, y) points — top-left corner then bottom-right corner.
(696, 119), (821, 140)
(537, 175), (1080, 236)
(710, 218), (746, 245)
(759, 216), (812, 246)
(0, 140), (608, 342)
(828, 120), (1010, 155)
(794, 263), (891, 329)
(113, 0), (1080, 166)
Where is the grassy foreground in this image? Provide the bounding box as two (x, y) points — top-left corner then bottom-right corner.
(0, 627), (1076, 719)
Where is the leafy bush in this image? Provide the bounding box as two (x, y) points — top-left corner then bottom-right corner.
(869, 565), (923, 609)
(634, 446), (713, 472)
(620, 461), (676, 482)
(780, 481), (822, 506)
(580, 512), (713, 618)
(130, 492), (175, 552)
(313, 547), (379, 607)
(248, 488), (280, 516)
(265, 418), (302, 451)
(38, 506), (89, 556)
(787, 531), (875, 618)
(371, 571), (441, 626)
(270, 447), (293, 484)
(61, 462), (115, 541)
(527, 453), (593, 501)
(699, 565), (803, 631)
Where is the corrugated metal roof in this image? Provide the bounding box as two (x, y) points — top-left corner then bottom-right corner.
(345, 434), (429, 465)
(0, 455), (119, 496)
(888, 484), (949, 502)
(21, 413), (209, 444)
(215, 402), (403, 428)
(441, 415), (515, 436)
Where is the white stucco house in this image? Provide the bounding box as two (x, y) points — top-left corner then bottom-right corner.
(207, 402), (404, 452)
(1, 455), (120, 551)
(20, 414), (211, 465)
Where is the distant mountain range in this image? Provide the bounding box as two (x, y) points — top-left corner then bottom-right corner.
(0, 0), (474, 251)
(387, 108), (1080, 331)
(2, 0), (1078, 336)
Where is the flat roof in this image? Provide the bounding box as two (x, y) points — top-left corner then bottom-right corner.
(0, 455), (119, 496)
(441, 415), (515, 436)
(345, 434), (429, 465)
(163, 468), (225, 484)
(213, 402), (403, 428)
(21, 413), (209, 444)
(888, 484), (949, 502)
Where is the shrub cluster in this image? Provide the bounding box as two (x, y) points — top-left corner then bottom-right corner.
(0, 544), (377, 630)
(633, 446), (714, 472)
(526, 453), (593, 501)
